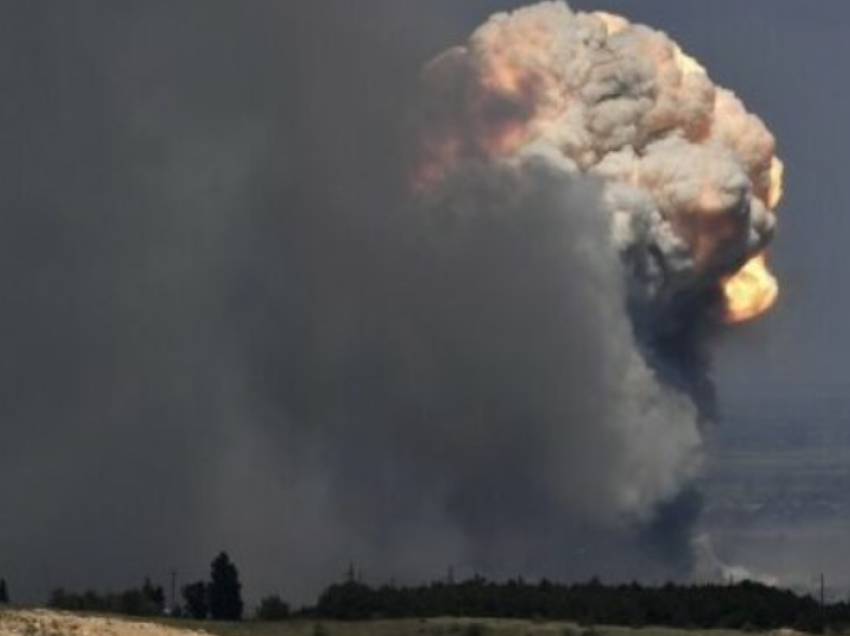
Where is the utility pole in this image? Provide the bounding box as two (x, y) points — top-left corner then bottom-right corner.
(170, 569), (178, 614)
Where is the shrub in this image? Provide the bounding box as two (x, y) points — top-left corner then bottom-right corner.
(257, 595), (291, 621)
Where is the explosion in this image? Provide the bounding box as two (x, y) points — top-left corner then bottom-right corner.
(415, 1), (782, 325)
(722, 253), (779, 324)
(722, 156), (784, 323)
(401, 0), (785, 575)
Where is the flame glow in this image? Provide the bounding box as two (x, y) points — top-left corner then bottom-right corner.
(722, 254), (779, 324)
(417, 3), (784, 327)
(594, 11), (629, 35)
(721, 156), (784, 324)
(674, 46), (707, 77)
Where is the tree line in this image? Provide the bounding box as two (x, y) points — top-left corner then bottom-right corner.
(49, 577), (166, 617)
(12, 555), (850, 631)
(313, 577), (842, 632)
(44, 551), (289, 622)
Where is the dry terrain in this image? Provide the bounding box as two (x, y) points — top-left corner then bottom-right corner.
(0, 609), (211, 636)
(0, 611), (811, 636)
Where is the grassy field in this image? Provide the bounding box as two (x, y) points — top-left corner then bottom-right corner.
(153, 617), (779, 636)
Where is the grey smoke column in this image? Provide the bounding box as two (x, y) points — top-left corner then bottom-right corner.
(397, 0), (783, 578)
(0, 0), (781, 604)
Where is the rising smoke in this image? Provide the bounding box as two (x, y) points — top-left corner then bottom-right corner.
(242, 0), (783, 586)
(403, 0), (783, 580)
(0, 0), (780, 603)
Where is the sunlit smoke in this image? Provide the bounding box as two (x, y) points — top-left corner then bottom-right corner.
(415, 0), (783, 325)
(409, 0), (784, 576)
(721, 157), (783, 323)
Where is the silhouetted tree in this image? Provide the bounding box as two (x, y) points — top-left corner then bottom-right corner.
(257, 594), (291, 621)
(118, 588), (155, 616)
(141, 577), (165, 612)
(182, 581), (209, 620)
(209, 552), (243, 621)
(48, 588), (69, 609)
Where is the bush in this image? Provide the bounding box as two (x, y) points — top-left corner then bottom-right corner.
(48, 581), (164, 617)
(182, 581), (209, 620)
(257, 594), (291, 621)
(118, 588), (161, 617)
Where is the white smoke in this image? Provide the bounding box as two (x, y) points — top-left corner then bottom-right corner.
(401, 0), (783, 572)
(692, 534), (779, 586)
(413, 152), (703, 525)
(416, 1), (780, 318)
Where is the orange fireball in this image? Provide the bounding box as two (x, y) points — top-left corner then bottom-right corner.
(722, 254), (779, 324)
(417, 3), (784, 326)
(721, 157), (784, 324)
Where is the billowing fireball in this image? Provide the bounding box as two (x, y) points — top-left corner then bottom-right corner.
(415, 2), (783, 325)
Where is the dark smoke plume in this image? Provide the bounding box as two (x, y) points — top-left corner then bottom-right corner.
(0, 0), (780, 603)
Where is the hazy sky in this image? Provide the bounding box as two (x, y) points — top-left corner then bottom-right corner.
(1, 0), (847, 606)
